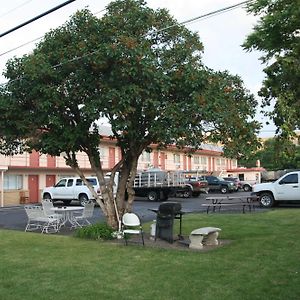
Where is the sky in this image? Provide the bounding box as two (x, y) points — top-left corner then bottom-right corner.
(0, 0), (276, 137)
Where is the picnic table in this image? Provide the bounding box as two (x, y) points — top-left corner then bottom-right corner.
(202, 195), (259, 214)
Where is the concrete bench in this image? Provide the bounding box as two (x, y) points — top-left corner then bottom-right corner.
(189, 227), (221, 250)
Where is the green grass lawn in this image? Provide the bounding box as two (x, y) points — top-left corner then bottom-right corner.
(1, 209), (300, 300)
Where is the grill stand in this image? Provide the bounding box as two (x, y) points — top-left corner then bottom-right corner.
(149, 202), (184, 244)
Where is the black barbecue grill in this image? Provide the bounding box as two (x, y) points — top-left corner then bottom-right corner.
(150, 202), (184, 243)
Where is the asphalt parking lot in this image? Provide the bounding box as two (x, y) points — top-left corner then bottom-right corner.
(0, 193), (208, 232)
(1, 191), (298, 233)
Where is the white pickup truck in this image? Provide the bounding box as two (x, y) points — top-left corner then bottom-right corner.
(42, 177), (100, 206)
(252, 171), (300, 208)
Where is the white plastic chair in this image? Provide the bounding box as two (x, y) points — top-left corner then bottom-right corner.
(122, 213), (145, 246)
(72, 201), (95, 228)
(24, 205), (60, 233)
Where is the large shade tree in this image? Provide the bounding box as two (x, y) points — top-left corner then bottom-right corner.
(0, 0), (260, 228)
(243, 0), (300, 138)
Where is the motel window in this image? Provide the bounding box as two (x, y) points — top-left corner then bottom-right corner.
(232, 160), (237, 168)
(193, 156), (200, 164)
(238, 174), (245, 181)
(173, 154), (180, 164)
(221, 159), (226, 166)
(4, 175), (23, 190)
(200, 157), (207, 165)
(141, 151), (151, 162)
(99, 147), (107, 160)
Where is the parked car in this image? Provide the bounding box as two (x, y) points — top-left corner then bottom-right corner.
(252, 171), (300, 207)
(182, 176), (209, 197)
(222, 177), (241, 191)
(42, 177), (100, 206)
(42, 174), (119, 205)
(240, 181), (253, 192)
(203, 175), (235, 194)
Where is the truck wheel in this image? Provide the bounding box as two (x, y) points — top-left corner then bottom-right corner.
(79, 194), (89, 206)
(183, 189), (192, 198)
(220, 186), (228, 194)
(243, 184), (251, 192)
(63, 200), (71, 206)
(147, 191), (158, 201)
(43, 193), (51, 200)
(259, 192), (274, 208)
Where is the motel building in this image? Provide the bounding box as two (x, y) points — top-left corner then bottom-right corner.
(0, 127), (262, 207)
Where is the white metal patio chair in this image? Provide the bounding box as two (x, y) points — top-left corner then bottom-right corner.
(122, 213), (145, 246)
(71, 200), (95, 228)
(41, 199), (58, 217)
(24, 205), (60, 233)
(24, 205), (43, 232)
(41, 199), (63, 223)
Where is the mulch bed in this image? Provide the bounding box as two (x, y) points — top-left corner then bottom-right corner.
(18, 227), (231, 251)
(115, 233), (231, 251)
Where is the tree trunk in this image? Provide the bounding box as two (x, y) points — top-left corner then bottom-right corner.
(125, 158), (139, 212)
(68, 147), (143, 229)
(86, 150), (120, 229)
(115, 153), (139, 215)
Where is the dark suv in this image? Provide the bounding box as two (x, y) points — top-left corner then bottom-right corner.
(203, 175), (235, 194)
(223, 177), (241, 191)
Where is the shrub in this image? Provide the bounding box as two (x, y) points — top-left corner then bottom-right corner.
(74, 223), (115, 241)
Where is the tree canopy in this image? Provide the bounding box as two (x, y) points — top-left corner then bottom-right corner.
(243, 0), (300, 138)
(0, 0), (260, 227)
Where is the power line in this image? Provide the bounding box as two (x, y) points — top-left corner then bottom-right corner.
(155, 0), (253, 34)
(0, 0), (254, 87)
(0, 0), (253, 58)
(0, 0), (33, 18)
(0, 36), (43, 57)
(0, 6), (107, 58)
(0, 0), (76, 38)
(94, 8), (107, 15)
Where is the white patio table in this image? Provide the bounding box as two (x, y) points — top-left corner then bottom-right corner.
(51, 206), (84, 228)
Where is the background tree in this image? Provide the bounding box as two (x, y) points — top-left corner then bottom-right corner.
(239, 136), (300, 170)
(243, 0), (300, 138)
(0, 0), (260, 228)
(200, 70), (261, 160)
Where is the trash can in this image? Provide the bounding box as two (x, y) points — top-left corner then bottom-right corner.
(155, 202), (182, 243)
